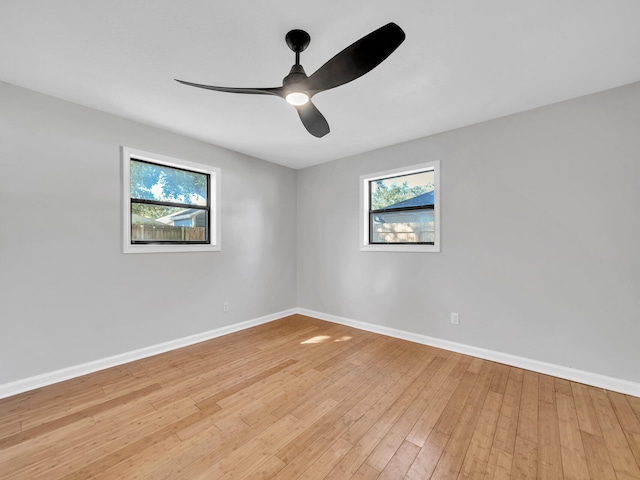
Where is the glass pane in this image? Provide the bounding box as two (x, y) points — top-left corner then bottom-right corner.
(370, 170), (434, 210)
(370, 209), (435, 244)
(131, 203), (208, 243)
(130, 159), (208, 206)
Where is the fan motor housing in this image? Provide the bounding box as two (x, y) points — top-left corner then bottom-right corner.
(283, 64), (308, 87)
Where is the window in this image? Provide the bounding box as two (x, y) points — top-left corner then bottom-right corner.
(360, 161), (440, 252)
(122, 147), (221, 253)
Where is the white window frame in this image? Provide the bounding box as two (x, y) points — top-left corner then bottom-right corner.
(121, 146), (221, 254)
(360, 160), (440, 253)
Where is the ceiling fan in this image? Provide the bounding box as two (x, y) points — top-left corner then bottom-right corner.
(175, 23), (405, 138)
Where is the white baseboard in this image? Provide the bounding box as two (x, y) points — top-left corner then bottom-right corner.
(296, 308), (640, 398)
(3, 307), (638, 400)
(0, 308), (297, 400)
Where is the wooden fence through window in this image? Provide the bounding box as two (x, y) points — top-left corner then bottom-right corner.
(373, 222), (435, 243)
(131, 224), (206, 242)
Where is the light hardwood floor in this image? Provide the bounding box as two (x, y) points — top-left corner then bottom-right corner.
(1, 315), (639, 479)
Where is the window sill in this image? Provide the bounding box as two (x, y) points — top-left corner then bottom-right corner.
(360, 244), (440, 253)
(123, 244), (221, 254)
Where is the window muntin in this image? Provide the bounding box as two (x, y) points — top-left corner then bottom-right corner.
(361, 161), (440, 253)
(122, 147), (221, 253)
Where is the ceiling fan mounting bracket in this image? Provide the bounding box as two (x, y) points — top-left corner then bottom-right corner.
(285, 29), (311, 53)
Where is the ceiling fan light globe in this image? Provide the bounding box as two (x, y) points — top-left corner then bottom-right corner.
(286, 92), (309, 106)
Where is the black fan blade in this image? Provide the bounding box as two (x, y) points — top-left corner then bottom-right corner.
(175, 79), (284, 97)
(295, 101), (330, 138)
(306, 23), (405, 92)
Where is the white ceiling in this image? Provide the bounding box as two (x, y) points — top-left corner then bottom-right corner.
(2, 1), (640, 169)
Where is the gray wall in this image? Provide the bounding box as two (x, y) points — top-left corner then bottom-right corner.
(2, 79), (639, 388)
(0, 81), (297, 384)
(297, 82), (640, 384)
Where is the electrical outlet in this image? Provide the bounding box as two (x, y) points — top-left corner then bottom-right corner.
(223, 301), (229, 312)
(451, 312), (459, 325)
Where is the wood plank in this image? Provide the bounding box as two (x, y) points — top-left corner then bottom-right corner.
(240, 455), (286, 479)
(511, 371), (538, 479)
(0, 384), (161, 450)
(321, 345), (436, 478)
(590, 387), (640, 479)
(538, 374), (557, 406)
(537, 397), (563, 480)
(377, 439), (420, 479)
(143, 412), (279, 480)
(428, 361), (492, 480)
(341, 345), (436, 446)
(351, 463), (380, 480)
(624, 429), (640, 473)
(517, 372), (539, 442)
(483, 450), (514, 480)
(581, 430), (617, 480)
(489, 363), (510, 395)
(0, 419), (22, 439)
(204, 414), (309, 480)
(341, 350), (439, 466)
(556, 388), (591, 480)
(554, 378), (573, 397)
(483, 367), (524, 480)
(405, 429), (449, 480)
(511, 436), (537, 480)
(571, 382), (602, 436)
(458, 390), (503, 480)
(405, 355), (470, 447)
(489, 367), (523, 456)
(430, 366), (478, 437)
(300, 437), (354, 480)
(273, 368), (378, 465)
(60, 403), (221, 479)
(50, 398), (198, 478)
(609, 391), (640, 434)
(364, 354), (452, 472)
(90, 434), (182, 480)
(1, 416), (97, 479)
(270, 376), (383, 479)
(194, 358), (298, 410)
(5, 397), (197, 480)
(9, 384), (109, 430)
(627, 395), (640, 424)
(431, 403), (481, 479)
